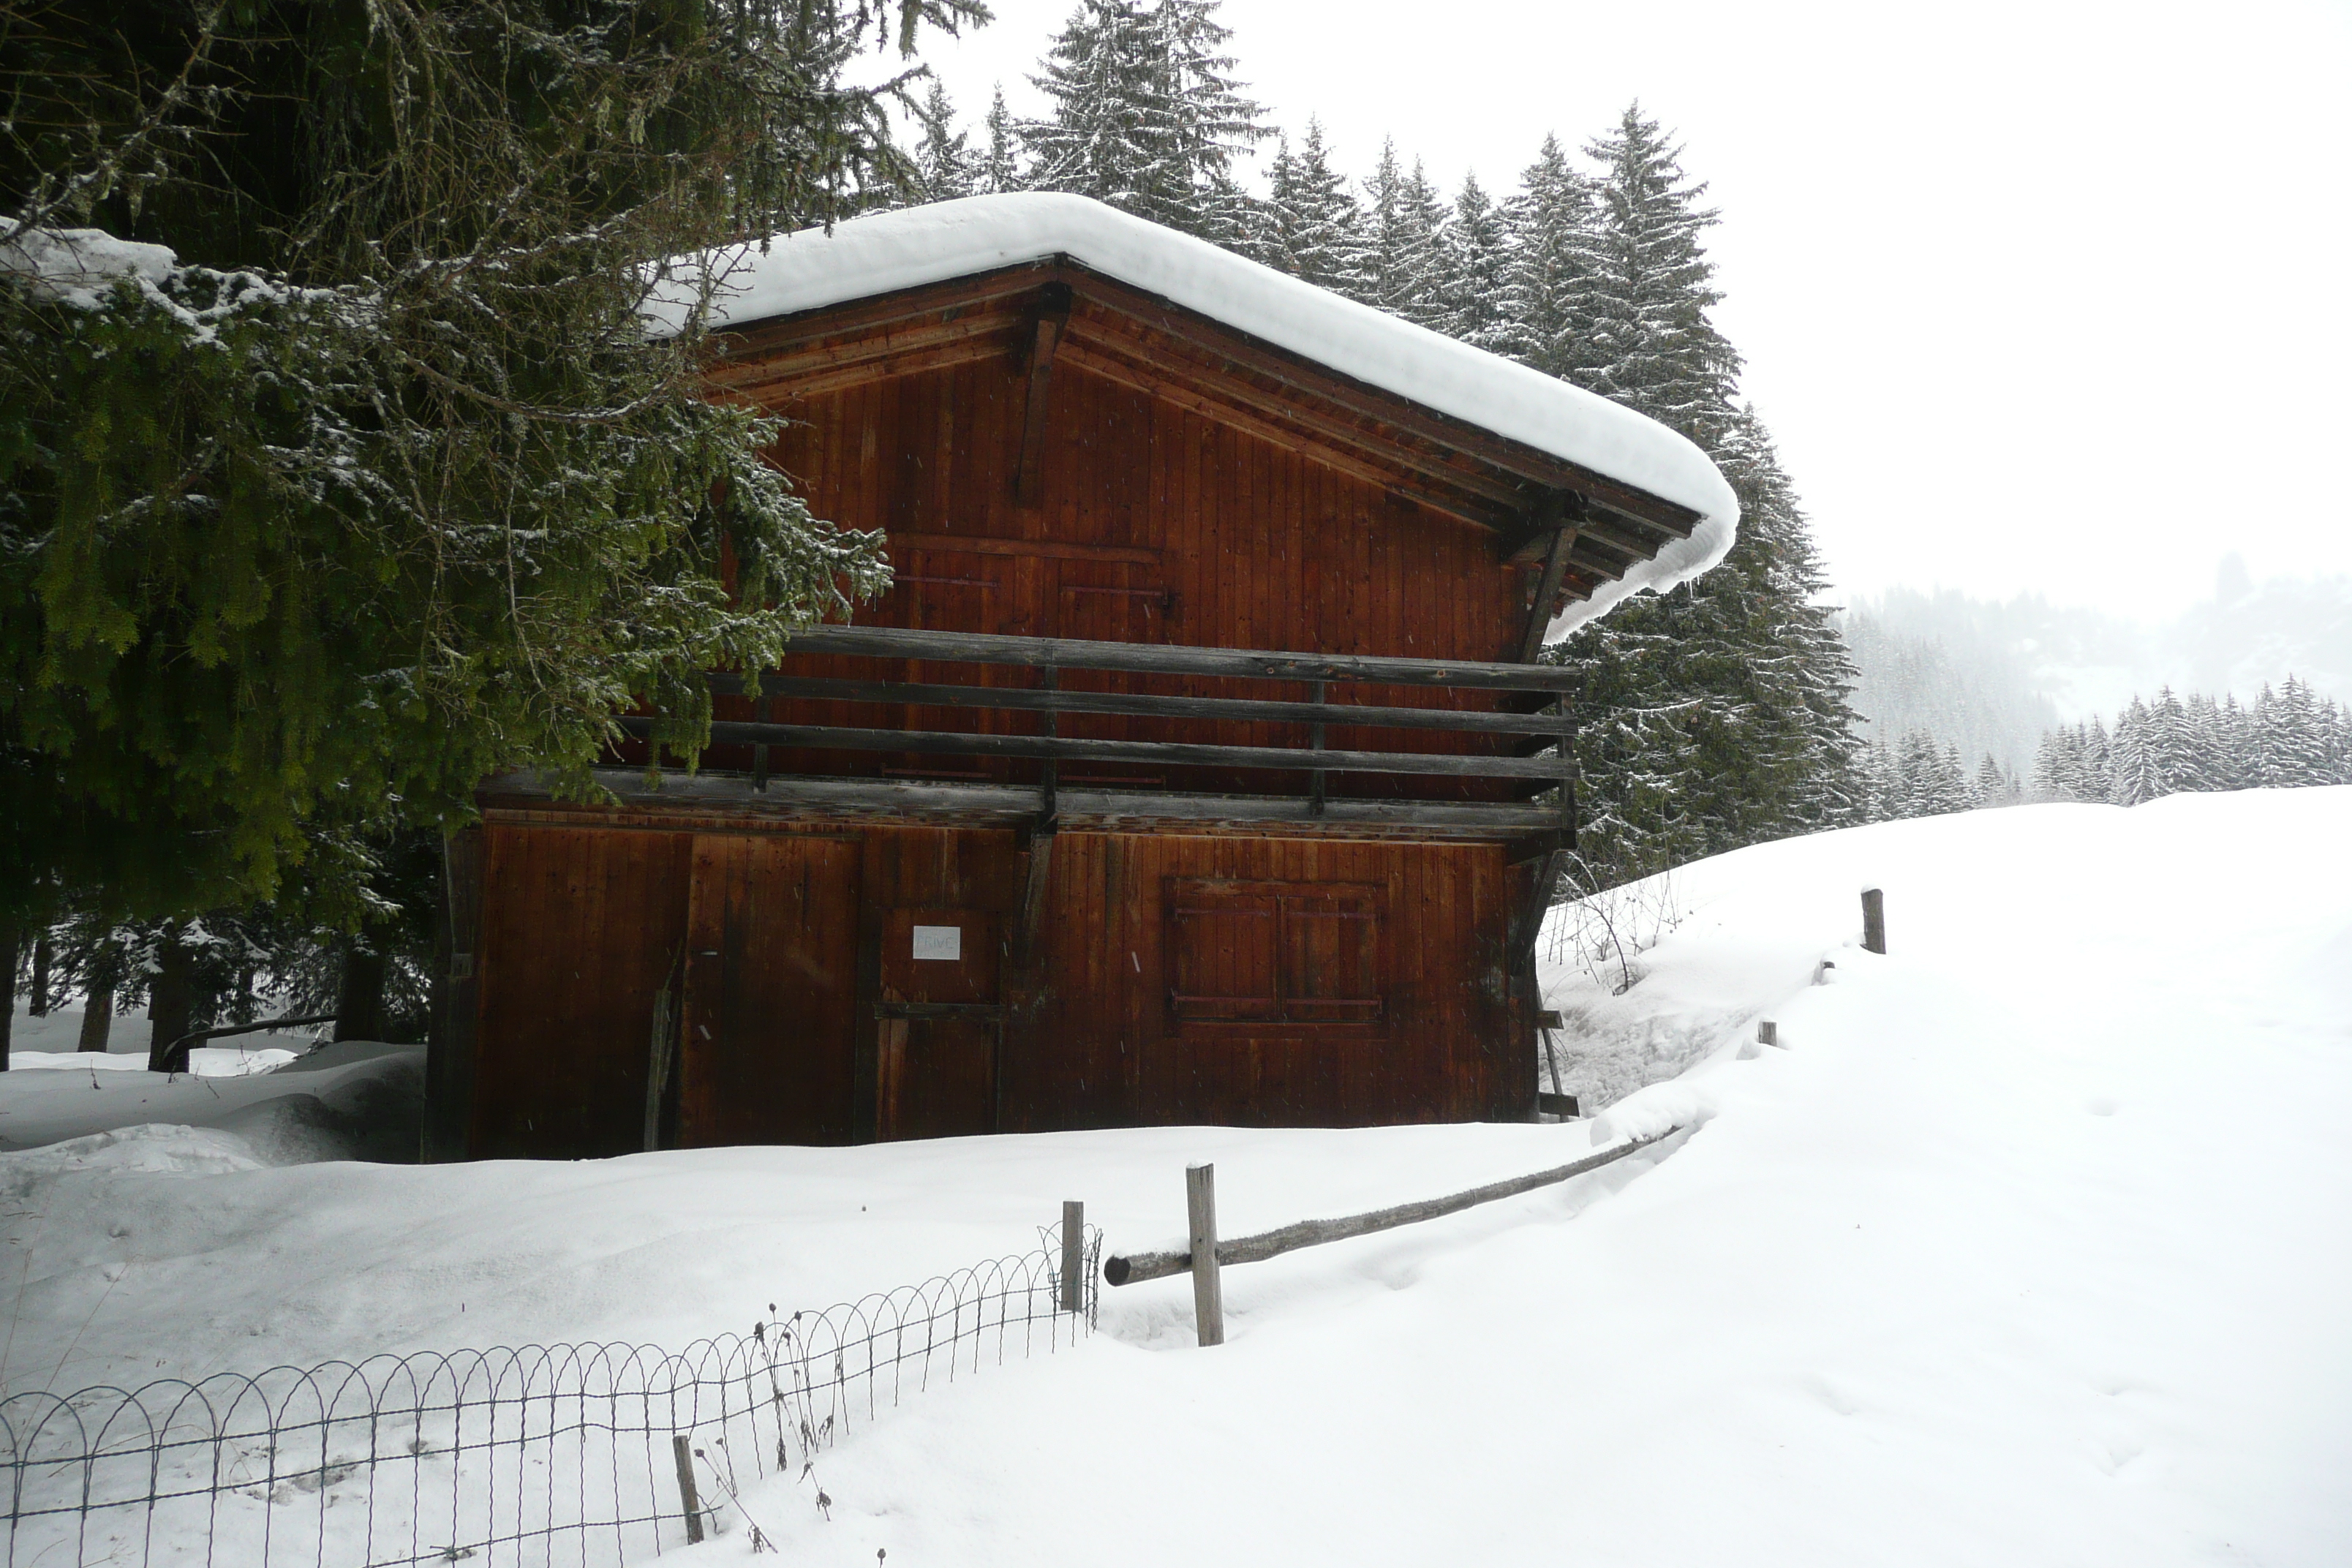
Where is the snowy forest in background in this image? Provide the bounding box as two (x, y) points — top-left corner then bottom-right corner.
(890, 0), (2352, 856)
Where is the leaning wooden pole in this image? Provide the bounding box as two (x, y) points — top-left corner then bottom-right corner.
(1107, 1128), (1681, 1289)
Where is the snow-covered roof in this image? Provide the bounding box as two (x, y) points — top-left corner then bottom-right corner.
(654, 194), (1738, 637)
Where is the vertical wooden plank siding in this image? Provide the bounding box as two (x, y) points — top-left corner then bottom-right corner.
(994, 831), (1516, 1132)
(470, 826), (691, 1159)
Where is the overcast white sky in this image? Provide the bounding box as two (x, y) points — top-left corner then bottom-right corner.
(911, 0), (2352, 621)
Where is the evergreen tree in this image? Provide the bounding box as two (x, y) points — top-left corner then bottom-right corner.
(1436, 171), (1512, 354)
(1, 0), (964, 938)
(2212, 694), (2256, 789)
(2108, 698), (2161, 806)
(1571, 103), (1742, 442)
(1557, 405), (1863, 875)
(980, 85), (1025, 193)
(1259, 119), (1361, 291)
(1023, 0), (1270, 246)
(2255, 676), (2334, 787)
(1354, 141), (1447, 327)
(1496, 134), (1594, 377)
(911, 80), (983, 201)
(1545, 113), (1858, 883)
(1972, 754), (2013, 808)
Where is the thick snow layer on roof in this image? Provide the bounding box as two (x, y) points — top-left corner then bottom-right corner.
(654, 194), (1738, 638)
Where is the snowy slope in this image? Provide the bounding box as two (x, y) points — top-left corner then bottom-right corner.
(2, 790), (2346, 1566)
(650, 193), (1737, 636)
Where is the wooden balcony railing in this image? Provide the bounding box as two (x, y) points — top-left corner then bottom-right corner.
(610, 625), (1580, 838)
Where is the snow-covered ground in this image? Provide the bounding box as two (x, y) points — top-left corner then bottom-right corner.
(3, 788), (2347, 1565)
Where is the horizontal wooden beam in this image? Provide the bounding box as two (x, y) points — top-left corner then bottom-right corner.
(766, 625), (1584, 693)
(873, 1001), (1005, 1021)
(709, 674), (1574, 738)
(883, 532), (1160, 565)
(490, 769), (1567, 837)
(702, 265), (1046, 363)
(623, 717), (1572, 780)
(717, 333), (1011, 405)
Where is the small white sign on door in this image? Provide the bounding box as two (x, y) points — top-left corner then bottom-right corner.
(911, 924), (962, 961)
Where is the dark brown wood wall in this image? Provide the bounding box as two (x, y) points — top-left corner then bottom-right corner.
(1009, 830), (1519, 1131)
(470, 825), (690, 1159)
(467, 815), (1523, 1156)
(769, 347), (1526, 660)
(676, 345), (1540, 801)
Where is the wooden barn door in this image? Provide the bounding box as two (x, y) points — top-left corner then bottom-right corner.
(873, 908), (1001, 1140)
(676, 835), (861, 1146)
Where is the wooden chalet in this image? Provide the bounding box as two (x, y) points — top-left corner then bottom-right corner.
(429, 195), (1736, 1160)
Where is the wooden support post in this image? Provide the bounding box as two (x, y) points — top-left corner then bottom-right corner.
(1308, 678), (1327, 815)
(1186, 1163), (1224, 1347)
(1061, 1199), (1085, 1313)
(427, 826), (485, 1163)
(671, 1434), (704, 1545)
(1512, 834), (1569, 970)
(1757, 1019), (1778, 1047)
(1013, 284), (1072, 507)
(1538, 1008), (1565, 1097)
(1011, 826), (1057, 971)
(750, 693), (771, 792)
(1518, 507), (1580, 662)
(1861, 888), (1886, 954)
(1036, 663), (1059, 821)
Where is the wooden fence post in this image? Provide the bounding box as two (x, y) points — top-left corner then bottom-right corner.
(1061, 1199), (1085, 1313)
(1186, 1164), (1224, 1348)
(1757, 1019), (1777, 1047)
(1861, 888), (1886, 955)
(671, 1434), (704, 1545)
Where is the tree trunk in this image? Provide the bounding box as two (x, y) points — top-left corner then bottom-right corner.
(146, 932), (196, 1071)
(31, 930), (52, 1015)
(334, 940), (388, 1042)
(78, 984), (114, 1053)
(1, 920), (18, 1071)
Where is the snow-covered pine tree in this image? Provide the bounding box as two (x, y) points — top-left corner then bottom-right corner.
(2029, 724), (2081, 802)
(2255, 676), (2334, 787)
(2211, 693), (2256, 790)
(1, 0), (958, 935)
(1860, 739), (1900, 821)
(1569, 103), (1741, 443)
(1023, 0), (1270, 247)
(2138, 687), (2192, 794)
(1436, 171), (1512, 355)
(2079, 719), (2115, 800)
(979, 86), (1025, 193)
(1354, 141), (1447, 328)
(1259, 118), (1362, 291)
(2107, 700), (2160, 806)
(911, 81), (984, 201)
(1495, 134), (1594, 377)
(1972, 754), (2013, 808)
(1545, 112), (1860, 884)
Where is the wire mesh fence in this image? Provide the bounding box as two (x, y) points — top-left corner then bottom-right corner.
(3, 1222), (1100, 1567)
